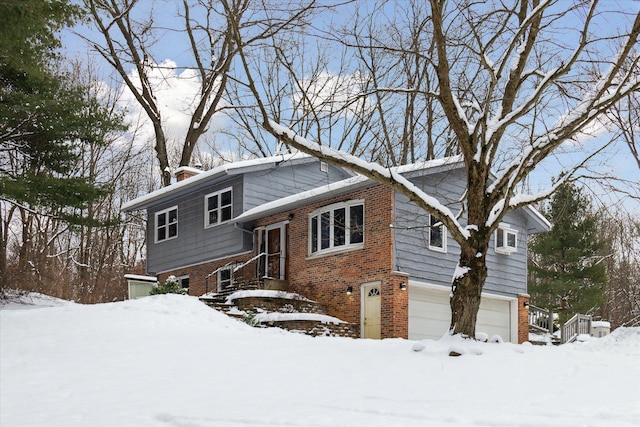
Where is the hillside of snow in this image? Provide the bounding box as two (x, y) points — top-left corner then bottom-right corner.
(1, 293), (639, 427)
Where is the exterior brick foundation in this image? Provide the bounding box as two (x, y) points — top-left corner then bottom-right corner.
(518, 293), (530, 344)
(157, 252), (254, 297)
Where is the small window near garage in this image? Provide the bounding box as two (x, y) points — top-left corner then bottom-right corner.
(218, 267), (233, 292)
(309, 200), (364, 255)
(205, 187), (233, 227)
(495, 223), (518, 255)
(155, 206), (178, 242)
(428, 214), (446, 252)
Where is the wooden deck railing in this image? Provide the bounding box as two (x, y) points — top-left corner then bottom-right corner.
(528, 304), (554, 334)
(560, 314), (592, 344)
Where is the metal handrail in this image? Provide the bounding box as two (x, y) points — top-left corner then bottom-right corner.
(233, 252), (266, 273)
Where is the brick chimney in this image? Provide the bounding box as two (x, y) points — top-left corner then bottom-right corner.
(174, 166), (202, 182)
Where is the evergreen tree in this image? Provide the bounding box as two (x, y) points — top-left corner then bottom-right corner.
(0, 0), (122, 224)
(529, 182), (607, 321)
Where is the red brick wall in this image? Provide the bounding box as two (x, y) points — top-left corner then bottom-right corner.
(254, 184), (409, 339)
(157, 252), (254, 296)
(157, 183), (411, 339)
(518, 293), (530, 344)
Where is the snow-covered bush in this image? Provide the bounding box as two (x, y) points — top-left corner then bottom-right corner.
(150, 276), (187, 295)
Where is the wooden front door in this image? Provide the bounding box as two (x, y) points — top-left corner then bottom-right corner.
(363, 282), (381, 339)
(264, 223), (287, 280)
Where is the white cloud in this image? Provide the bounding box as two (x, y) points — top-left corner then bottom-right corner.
(116, 59), (227, 154)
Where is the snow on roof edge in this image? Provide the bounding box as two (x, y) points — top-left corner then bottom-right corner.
(235, 175), (371, 223)
(392, 154), (464, 174)
(122, 152), (310, 211)
(524, 204), (552, 232)
(235, 155), (466, 223)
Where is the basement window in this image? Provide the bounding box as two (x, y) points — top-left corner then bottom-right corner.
(495, 223), (518, 255)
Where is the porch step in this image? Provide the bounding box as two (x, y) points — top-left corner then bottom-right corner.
(258, 317), (359, 338)
(200, 289), (358, 338)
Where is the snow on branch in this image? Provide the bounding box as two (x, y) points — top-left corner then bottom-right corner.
(266, 120), (470, 241)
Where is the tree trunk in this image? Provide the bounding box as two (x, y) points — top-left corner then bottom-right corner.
(450, 245), (489, 338)
(450, 165), (491, 338)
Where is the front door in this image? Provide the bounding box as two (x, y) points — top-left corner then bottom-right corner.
(362, 282), (381, 339)
(264, 223), (287, 280)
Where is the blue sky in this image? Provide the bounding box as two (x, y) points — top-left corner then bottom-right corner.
(60, 1), (639, 214)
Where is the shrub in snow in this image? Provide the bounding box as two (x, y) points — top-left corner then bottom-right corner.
(150, 276), (187, 295)
(489, 335), (503, 344)
(242, 312), (260, 327)
(475, 332), (489, 342)
(412, 342), (426, 352)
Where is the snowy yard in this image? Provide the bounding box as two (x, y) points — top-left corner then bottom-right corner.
(1, 293), (638, 427)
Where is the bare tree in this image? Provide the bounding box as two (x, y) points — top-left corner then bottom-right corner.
(1, 59), (147, 302)
(235, 0), (640, 338)
(84, 0), (325, 185)
(599, 209), (640, 328)
(610, 91), (640, 169)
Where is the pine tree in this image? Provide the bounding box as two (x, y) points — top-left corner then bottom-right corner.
(529, 182), (607, 321)
(0, 0), (122, 224)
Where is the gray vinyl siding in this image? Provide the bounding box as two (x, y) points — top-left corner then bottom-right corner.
(243, 161), (350, 211)
(146, 159), (350, 274)
(393, 168), (530, 298)
(484, 210), (530, 296)
(146, 176), (247, 274)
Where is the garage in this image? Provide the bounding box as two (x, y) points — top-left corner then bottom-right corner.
(408, 283), (515, 342)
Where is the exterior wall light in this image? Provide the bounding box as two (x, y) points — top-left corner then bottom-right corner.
(346, 286), (353, 295)
(400, 282), (407, 291)
(523, 301), (530, 308)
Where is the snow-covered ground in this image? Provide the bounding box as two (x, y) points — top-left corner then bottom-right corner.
(1, 294), (638, 427)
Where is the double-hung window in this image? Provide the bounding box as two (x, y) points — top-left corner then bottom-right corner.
(156, 206), (178, 242)
(428, 214), (446, 252)
(309, 201), (364, 255)
(205, 187), (232, 227)
(495, 223), (518, 255)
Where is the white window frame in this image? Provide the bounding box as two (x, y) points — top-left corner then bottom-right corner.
(155, 206), (178, 243)
(495, 223), (518, 255)
(205, 187), (233, 228)
(308, 200), (364, 256)
(217, 266), (233, 292)
(428, 214), (447, 252)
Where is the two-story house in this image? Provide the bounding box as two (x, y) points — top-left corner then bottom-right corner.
(123, 154), (550, 343)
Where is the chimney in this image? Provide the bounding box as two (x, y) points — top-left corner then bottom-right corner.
(174, 166), (202, 182)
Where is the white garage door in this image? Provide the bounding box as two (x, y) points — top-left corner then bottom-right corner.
(408, 285), (513, 342)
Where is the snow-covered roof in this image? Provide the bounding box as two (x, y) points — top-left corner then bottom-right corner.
(235, 156), (465, 224)
(524, 204), (552, 233)
(392, 154), (464, 174)
(124, 274), (158, 282)
(122, 152), (311, 211)
(234, 154), (549, 234)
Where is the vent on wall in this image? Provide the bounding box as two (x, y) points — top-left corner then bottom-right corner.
(320, 161), (328, 173)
